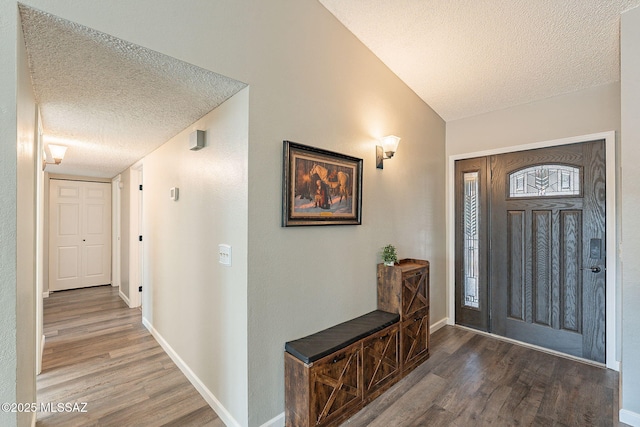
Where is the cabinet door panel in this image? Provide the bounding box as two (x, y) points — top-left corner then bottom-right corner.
(402, 269), (428, 318)
(363, 325), (399, 401)
(401, 310), (429, 373)
(311, 345), (361, 426)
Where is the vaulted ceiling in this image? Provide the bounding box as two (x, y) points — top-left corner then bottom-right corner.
(319, 0), (640, 121)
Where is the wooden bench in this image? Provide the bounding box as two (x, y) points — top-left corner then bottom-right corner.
(284, 310), (401, 427)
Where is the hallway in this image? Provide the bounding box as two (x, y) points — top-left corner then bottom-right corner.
(37, 286), (223, 426)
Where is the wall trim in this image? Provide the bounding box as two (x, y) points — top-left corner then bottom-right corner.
(446, 131), (619, 371)
(259, 412), (285, 427)
(620, 409), (640, 426)
(142, 317), (241, 427)
(430, 317), (448, 334)
(42, 291), (49, 298)
(38, 334), (45, 375)
(118, 289), (131, 307)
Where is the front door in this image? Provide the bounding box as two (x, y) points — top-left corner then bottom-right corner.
(455, 140), (606, 363)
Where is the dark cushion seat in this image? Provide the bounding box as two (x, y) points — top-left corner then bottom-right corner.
(285, 310), (400, 364)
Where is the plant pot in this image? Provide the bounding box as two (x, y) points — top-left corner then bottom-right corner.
(384, 261), (395, 266)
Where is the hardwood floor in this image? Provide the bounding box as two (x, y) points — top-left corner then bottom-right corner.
(342, 325), (626, 427)
(38, 286), (625, 426)
(37, 285), (223, 427)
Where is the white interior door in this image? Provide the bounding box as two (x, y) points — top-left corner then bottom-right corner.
(49, 179), (111, 291)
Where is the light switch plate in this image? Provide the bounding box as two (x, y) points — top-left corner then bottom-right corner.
(219, 244), (231, 266)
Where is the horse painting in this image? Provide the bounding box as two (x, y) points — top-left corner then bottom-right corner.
(309, 164), (350, 204)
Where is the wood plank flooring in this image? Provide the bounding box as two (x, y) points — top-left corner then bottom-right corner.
(37, 285), (223, 427)
(342, 325), (626, 427)
(38, 285), (625, 427)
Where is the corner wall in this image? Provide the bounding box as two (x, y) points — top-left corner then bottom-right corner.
(621, 6), (640, 425)
(119, 169), (131, 302)
(141, 88), (249, 426)
(0, 4), (19, 426)
(16, 7), (38, 426)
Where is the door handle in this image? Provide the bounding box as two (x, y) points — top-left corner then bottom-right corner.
(581, 266), (602, 273)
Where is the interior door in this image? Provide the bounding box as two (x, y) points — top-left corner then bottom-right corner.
(490, 140), (606, 362)
(50, 179), (112, 291)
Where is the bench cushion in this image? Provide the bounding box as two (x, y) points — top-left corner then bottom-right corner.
(285, 310), (400, 364)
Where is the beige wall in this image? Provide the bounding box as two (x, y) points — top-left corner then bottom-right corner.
(0, 4), (19, 426)
(243, 4), (445, 424)
(142, 88), (250, 425)
(621, 6), (640, 421)
(446, 82), (620, 156)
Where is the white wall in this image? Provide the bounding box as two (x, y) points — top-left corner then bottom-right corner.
(621, 6), (640, 424)
(142, 88), (250, 426)
(14, 1), (445, 425)
(0, 4), (19, 426)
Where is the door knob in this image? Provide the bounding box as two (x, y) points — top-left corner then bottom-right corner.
(581, 266), (602, 273)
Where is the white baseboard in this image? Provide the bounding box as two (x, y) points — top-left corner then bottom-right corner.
(620, 408), (640, 426)
(42, 291), (49, 298)
(118, 289), (131, 307)
(260, 412), (284, 427)
(142, 317), (241, 427)
(430, 317), (448, 334)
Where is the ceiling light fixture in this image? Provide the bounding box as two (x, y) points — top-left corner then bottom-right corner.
(376, 135), (401, 169)
(43, 144), (68, 170)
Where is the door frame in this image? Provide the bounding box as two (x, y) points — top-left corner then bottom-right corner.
(128, 161), (143, 308)
(111, 174), (122, 290)
(446, 130), (618, 371)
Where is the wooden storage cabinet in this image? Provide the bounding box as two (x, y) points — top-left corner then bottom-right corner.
(377, 259), (430, 374)
(284, 311), (400, 427)
(284, 260), (429, 426)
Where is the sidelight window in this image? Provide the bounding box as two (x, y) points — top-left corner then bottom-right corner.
(463, 172), (480, 308)
(509, 164), (580, 198)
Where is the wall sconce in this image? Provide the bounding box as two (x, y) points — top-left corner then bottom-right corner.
(376, 135), (401, 169)
(43, 144), (68, 170)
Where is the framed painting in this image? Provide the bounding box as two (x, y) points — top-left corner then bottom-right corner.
(282, 141), (363, 226)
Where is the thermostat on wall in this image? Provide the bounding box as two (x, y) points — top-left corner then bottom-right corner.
(170, 187), (179, 201)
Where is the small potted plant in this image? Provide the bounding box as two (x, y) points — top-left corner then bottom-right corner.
(382, 244), (398, 266)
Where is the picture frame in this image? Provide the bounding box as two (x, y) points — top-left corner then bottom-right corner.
(282, 141), (363, 226)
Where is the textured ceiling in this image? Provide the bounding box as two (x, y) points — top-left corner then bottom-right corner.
(319, 0), (640, 121)
(19, 5), (247, 178)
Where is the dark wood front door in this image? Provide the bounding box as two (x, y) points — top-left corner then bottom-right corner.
(455, 140), (606, 363)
